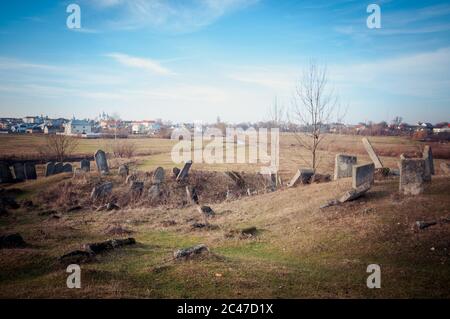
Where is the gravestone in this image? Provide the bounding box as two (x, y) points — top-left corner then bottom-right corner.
(287, 168), (314, 187)
(45, 162), (55, 176)
(422, 145), (434, 182)
(153, 167), (165, 184)
(125, 174), (137, 184)
(0, 161), (13, 183)
(176, 160), (193, 181)
(224, 171), (245, 187)
(62, 163), (73, 173)
(352, 163), (375, 189)
(400, 158), (425, 195)
(339, 183), (371, 203)
(90, 182), (113, 200)
(130, 181), (144, 196)
(173, 167), (180, 178)
(54, 162), (63, 174)
(12, 163), (25, 181)
(362, 138), (383, 169)
(24, 163), (37, 180)
(334, 154), (357, 180)
(148, 184), (161, 201)
(80, 159), (90, 172)
(94, 150), (109, 175)
(118, 165), (129, 178)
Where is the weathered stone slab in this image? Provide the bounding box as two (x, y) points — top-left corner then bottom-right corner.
(148, 184), (161, 201)
(45, 162), (55, 176)
(174, 244), (209, 260)
(23, 163), (37, 180)
(352, 163), (375, 189)
(399, 158), (425, 195)
(362, 138), (383, 169)
(83, 238), (136, 254)
(153, 167), (165, 184)
(339, 183), (371, 203)
(90, 182), (113, 200)
(54, 162), (63, 174)
(118, 164), (129, 178)
(80, 159), (90, 172)
(94, 149), (109, 175)
(62, 163), (73, 173)
(173, 167), (180, 178)
(422, 145), (434, 182)
(0, 161), (13, 183)
(287, 168), (314, 187)
(12, 163), (25, 181)
(176, 160), (192, 181)
(334, 154), (357, 180)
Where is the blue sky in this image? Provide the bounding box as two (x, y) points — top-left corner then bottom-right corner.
(0, 0), (449, 124)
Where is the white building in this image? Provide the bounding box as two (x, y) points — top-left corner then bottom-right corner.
(65, 120), (92, 135)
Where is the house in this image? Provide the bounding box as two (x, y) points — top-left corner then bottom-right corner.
(44, 125), (64, 134)
(65, 119), (92, 135)
(22, 116), (43, 125)
(131, 120), (156, 134)
(26, 126), (42, 134)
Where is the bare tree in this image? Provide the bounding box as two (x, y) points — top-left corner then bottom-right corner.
(290, 61), (343, 172)
(392, 116), (403, 126)
(268, 96), (285, 128)
(41, 134), (79, 162)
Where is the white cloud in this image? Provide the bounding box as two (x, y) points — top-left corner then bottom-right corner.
(86, 0), (259, 32)
(106, 53), (174, 76)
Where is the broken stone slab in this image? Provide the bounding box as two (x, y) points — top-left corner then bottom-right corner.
(334, 154), (357, 180)
(125, 174), (137, 184)
(399, 158), (425, 195)
(241, 226), (258, 237)
(287, 168), (314, 187)
(311, 173), (331, 183)
(90, 182), (113, 200)
(319, 199), (340, 209)
(94, 149), (109, 175)
(83, 238), (136, 254)
(176, 160), (193, 181)
(153, 167), (165, 184)
(118, 164), (129, 178)
(80, 159), (90, 172)
(352, 163), (375, 189)
(415, 221), (437, 230)
(186, 186), (199, 205)
(12, 163), (25, 181)
(58, 250), (93, 265)
(0, 233), (26, 249)
(24, 163), (37, 180)
(96, 202), (120, 212)
(362, 138), (383, 169)
(198, 205), (215, 218)
(45, 162), (55, 176)
(339, 183), (371, 203)
(173, 244), (209, 260)
(422, 145), (434, 182)
(0, 161), (13, 183)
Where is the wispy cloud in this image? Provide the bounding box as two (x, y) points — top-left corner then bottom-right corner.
(105, 53), (174, 76)
(85, 0), (259, 33)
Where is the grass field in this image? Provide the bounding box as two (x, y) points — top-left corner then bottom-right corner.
(0, 134), (449, 298)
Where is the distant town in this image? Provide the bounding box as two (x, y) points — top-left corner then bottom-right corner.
(0, 112), (449, 140)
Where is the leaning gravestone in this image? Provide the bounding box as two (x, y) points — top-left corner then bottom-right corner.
(153, 167), (165, 184)
(24, 163), (37, 180)
(0, 161), (13, 184)
(422, 145), (434, 182)
(54, 162), (64, 175)
(94, 150), (109, 175)
(173, 167), (180, 178)
(90, 182), (113, 200)
(118, 165), (129, 178)
(12, 163), (25, 181)
(287, 168), (314, 187)
(352, 163), (375, 189)
(62, 163), (73, 173)
(176, 160), (193, 181)
(45, 162), (55, 176)
(399, 158), (425, 195)
(148, 184), (160, 202)
(362, 138), (383, 169)
(80, 159), (90, 172)
(334, 154), (357, 180)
